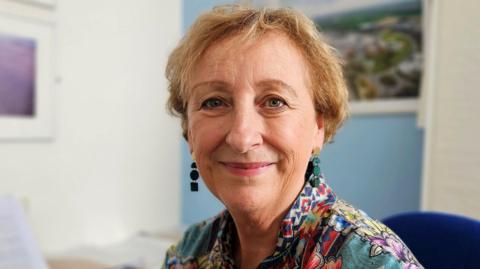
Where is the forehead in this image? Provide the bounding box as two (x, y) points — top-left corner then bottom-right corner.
(189, 31), (311, 87)
(204, 30), (299, 59)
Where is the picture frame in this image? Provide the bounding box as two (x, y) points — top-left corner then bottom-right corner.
(0, 12), (55, 140)
(349, 98), (418, 115)
(251, 0), (423, 115)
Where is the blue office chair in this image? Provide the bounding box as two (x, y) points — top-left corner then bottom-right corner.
(382, 211), (480, 268)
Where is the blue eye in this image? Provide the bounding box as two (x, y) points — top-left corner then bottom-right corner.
(265, 98), (286, 108)
(201, 98), (224, 109)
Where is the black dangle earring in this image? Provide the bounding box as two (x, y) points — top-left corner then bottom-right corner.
(190, 162), (199, 192)
(305, 158), (314, 181)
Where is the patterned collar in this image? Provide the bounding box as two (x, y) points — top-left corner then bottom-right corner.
(269, 179), (336, 261)
(210, 178), (337, 267)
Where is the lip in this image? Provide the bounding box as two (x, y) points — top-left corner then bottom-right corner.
(221, 162), (273, 177)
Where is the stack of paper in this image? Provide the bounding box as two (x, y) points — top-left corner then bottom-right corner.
(0, 195), (49, 269)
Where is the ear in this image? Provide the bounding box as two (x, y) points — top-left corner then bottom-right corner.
(187, 128), (195, 159)
(314, 115), (325, 149)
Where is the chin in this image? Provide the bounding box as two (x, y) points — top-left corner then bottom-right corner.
(218, 184), (273, 213)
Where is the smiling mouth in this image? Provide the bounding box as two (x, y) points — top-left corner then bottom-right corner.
(224, 162), (273, 168)
(220, 162), (274, 177)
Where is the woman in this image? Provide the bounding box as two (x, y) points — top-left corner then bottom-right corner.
(164, 5), (423, 269)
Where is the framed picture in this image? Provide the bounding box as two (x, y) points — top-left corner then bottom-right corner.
(252, 0), (423, 114)
(0, 13), (55, 140)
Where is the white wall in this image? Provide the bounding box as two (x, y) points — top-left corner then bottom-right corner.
(421, 0), (480, 219)
(0, 0), (181, 253)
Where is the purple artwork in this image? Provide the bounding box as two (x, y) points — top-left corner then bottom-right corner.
(0, 33), (36, 117)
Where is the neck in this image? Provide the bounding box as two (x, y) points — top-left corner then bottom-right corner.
(226, 178), (307, 268)
(230, 209), (284, 269)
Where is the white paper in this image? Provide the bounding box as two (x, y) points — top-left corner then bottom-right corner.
(0, 195), (48, 269)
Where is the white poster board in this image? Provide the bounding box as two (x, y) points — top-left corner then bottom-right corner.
(0, 195), (49, 269)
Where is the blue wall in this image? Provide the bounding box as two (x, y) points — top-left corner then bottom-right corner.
(180, 0), (424, 225)
(321, 115), (423, 219)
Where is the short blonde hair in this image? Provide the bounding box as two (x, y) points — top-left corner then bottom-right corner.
(166, 4), (348, 143)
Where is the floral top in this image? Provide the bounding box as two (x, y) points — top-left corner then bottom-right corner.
(163, 178), (423, 269)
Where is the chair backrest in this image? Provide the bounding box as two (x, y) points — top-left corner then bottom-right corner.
(382, 211), (480, 269)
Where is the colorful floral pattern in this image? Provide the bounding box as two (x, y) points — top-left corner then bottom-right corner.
(164, 179), (423, 269)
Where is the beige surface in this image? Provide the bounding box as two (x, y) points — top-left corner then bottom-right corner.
(48, 258), (107, 269)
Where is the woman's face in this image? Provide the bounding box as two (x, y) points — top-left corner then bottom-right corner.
(187, 31), (325, 215)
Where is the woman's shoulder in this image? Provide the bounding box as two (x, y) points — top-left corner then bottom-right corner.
(322, 199), (423, 268)
(163, 210), (227, 266)
(329, 199), (390, 235)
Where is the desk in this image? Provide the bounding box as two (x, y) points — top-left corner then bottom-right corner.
(46, 233), (177, 269)
(48, 258), (107, 269)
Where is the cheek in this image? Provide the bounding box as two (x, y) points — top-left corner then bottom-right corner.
(268, 114), (316, 147)
(266, 114), (316, 172)
(189, 116), (226, 159)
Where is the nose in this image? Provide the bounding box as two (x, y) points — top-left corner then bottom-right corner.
(225, 104), (263, 154)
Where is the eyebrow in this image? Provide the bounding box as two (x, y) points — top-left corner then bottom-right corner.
(190, 79), (298, 97)
(190, 80), (230, 94)
(256, 79), (298, 98)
